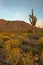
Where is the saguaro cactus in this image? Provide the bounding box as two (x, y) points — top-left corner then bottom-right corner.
(29, 9), (37, 36)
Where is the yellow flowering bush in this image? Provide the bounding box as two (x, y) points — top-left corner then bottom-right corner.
(38, 38), (43, 45)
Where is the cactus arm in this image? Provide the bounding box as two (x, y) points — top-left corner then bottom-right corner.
(33, 16), (37, 26)
(29, 15), (32, 18)
(29, 18), (32, 24)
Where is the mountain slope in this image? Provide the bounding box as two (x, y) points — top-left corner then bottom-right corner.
(0, 19), (43, 32)
(0, 19), (32, 32)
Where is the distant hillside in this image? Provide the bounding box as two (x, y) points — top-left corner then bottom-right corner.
(0, 19), (32, 32)
(0, 19), (43, 32)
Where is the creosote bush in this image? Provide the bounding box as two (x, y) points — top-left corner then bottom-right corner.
(38, 38), (43, 47)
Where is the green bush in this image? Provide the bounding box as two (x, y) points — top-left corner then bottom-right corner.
(38, 38), (43, 48)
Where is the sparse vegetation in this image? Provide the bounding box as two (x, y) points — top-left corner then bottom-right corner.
(0, 32), (43, 65)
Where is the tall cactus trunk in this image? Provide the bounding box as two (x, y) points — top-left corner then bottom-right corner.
(32, 26), (35, 36)
(32, 25), (35, 36)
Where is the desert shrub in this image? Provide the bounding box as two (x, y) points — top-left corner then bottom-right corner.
(38, 38), (43, 48)
(40, 49), (43, 64)
(6, 48), (21, 65)
(19, 41), (30, 52)
(17, 59), (25, 65)
(27, 30), (32, 33)
(27, 34), (33, 39)
(3, 40), (21, 65)
(32, 48), (39, 55)
(0, 39), (4, 48)
(2, 35), (10, 41)
(19, 35), (26, 40)
(7, 39), (22, 48)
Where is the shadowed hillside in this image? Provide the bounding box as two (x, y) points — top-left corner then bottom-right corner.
(0, 19), (43, 33)
(0, 19), (32, 32)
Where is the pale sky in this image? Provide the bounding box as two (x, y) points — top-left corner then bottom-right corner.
(0, 0), (43, 28)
